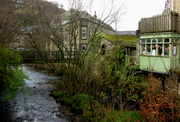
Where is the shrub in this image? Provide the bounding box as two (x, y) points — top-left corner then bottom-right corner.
(71, 94), (93, 111)
(139, 76), (178, 121)
(102, 110), (144, 122)
(52, 91), (71, 104)
(0, 46), (29, 100)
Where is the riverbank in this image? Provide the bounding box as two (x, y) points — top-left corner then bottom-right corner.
(24, 64), (82, 121)
(0, 65), (67, 122)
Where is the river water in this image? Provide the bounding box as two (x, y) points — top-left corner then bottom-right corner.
(0, 65), (67, 122)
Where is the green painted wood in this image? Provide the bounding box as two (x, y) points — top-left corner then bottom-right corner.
(139, 32), (180, 73)
(140, 56), (171, 73)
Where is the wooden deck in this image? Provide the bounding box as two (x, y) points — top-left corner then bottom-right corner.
(20, 51), (79, 62)
(138, 12), (178, 33)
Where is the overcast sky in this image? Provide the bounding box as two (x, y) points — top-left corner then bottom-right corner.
(48, 0), (166, 31)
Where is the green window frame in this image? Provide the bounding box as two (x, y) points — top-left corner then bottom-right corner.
(140, 38), (170, 56)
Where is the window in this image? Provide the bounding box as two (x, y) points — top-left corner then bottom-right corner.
(158, 44), (162, 56)
(140, 38), (170, 57)
(141, 44), (145, 55)
(173, 45), (177, 56)
(82, 45), (86, 52)
(89, 28), (93, 37)
(164, 44), (169, 56)
(152, 44), (156, 56)
(158, 38), (162, 42)
(147, 39), (151, 43)
(165, 38), (169, 42)
(82, 27), (87, 39)
(101, 44), (105, 55)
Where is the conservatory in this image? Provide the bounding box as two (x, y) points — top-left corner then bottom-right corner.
(136, 12), (180, 73)
(139, 33), (180, 73)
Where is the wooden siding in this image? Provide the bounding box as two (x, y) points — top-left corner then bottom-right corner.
(139, 13), (178, 33)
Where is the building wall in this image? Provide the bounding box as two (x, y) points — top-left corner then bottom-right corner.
(174, 0), (180, 13)
(173, 0), (180, 32)
(63, 18), (115, 52)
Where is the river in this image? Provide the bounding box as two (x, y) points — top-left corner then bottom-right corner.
(0, 65), (67, 122)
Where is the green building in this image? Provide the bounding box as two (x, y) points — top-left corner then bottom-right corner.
(127, 0), (180, 73)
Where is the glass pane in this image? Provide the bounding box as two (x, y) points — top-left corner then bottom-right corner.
(147, 44), (150, 55)
(82, 27), (87, 39)
(164, 38), (169, 42)
(141, 39), (145, 43)
(158, 44), (162, 56)
(172, 39), (178, 44)
(152, 44), (156, 56)
(152, 39), (156, 43)
(164, 44), (169, 56)
(147, 39), (151, 43)
(158, 38), (163, 43)
(173, 45), (177, 56)
(82, 45), (86, 51)
(89, 28), (93, 36)
(141, 44), (145, 55)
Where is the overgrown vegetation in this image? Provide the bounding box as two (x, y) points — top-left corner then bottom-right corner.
(53, 32), (180, 121)
(5, 0), (179, 121)
(0, 46), (28, 100)
(0, 0), (29, 101)
(139, 75), (179, 121)
(52, 33), (145, 121)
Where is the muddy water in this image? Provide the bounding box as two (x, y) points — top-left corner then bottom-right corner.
(1, 65), (67, 122)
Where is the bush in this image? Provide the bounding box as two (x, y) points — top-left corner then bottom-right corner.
(102, 110), (144, 122)
(71, 94), (92, 111)
(139, 76), (178, 121)
(71, 94), (105, 121)
(53, 92), (104, 121)
(0, 46), (28, 100)
(52, 91), (71, 104)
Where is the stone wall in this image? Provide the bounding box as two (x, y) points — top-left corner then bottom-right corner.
(173, 0), (180, 32)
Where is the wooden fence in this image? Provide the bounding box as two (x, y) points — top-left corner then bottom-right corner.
(139, 13), (178, 33)
(20, 51), (79, 62)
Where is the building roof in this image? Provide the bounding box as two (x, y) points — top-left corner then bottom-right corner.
(62, 10), (114, 31)
(116, 31), (136, 35)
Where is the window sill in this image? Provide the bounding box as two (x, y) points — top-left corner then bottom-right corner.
(140, 55), (170, 58)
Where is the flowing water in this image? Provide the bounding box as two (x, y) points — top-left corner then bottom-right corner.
(0, 65), (67, 122)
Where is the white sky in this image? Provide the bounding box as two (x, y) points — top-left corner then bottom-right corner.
(48, 0), (166, 31)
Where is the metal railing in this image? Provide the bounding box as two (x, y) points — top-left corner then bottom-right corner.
(20, 51), (79, 62)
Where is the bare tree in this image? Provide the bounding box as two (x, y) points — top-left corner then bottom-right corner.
(21, 0), (127, 111)
(0, 0), (22, 47)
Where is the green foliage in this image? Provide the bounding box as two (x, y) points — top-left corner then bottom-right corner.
(71, 94), (92, 111)
(111, 47), (125, 64)
(102, 110), (144, 122)
(53, 91), (68, 98)
(70, 94), (105, 121)
(115, 64), (146, 100)
(53, 91), (71, 104)
(85, 32), (105, 60)
(55, 30), (147, 119)
(0, 46), (28, 100)
(57, 67), (64, 76)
